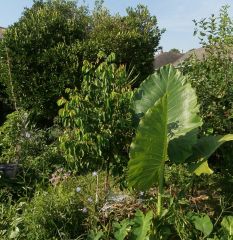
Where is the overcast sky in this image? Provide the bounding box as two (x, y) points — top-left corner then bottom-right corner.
(0, 0), (233, 52)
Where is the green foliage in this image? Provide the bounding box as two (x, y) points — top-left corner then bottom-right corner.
(181, 5), (233, 174)
(0, 197), (19, 239)
(0, 110), (30, 163)
(131, 210), (153, 239)
(128, 65), (202, 215)
(221, 216), (233, 236)
(0, 110), (66, 200)
(88, 3), (163, 85)
(88, 230), (104, 240)
(127, 65), (233, 216)
(0, 172), (108, 239)
(1, 3), (233, 240)
(0, 110), (61, 169)
(88, 210), (153, 240)
(113, 219), (131, 240)
(0, 0), (162, 122)
(0, 0), (89, 121)
(190, 213), (213, 237)
(183, 5), (233, 136)
(128, 65), (202, 189)
(58, 53), (134, 175)
(15, 177), (96, 239)
(0, 41), (12, 124)
(188, 134), (233, 175)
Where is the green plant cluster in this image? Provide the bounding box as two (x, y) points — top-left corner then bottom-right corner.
(0, 40), (12, 124)
(182, 5), (233, 136)
(0, 2), (233, 240)
(181, 5), (233, 173)
(58, 52), (134, 177)
(0, 174), (104, 240)
(0, 0), (162, 122)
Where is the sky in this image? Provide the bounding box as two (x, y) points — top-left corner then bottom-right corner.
(0, 0), (233, 52)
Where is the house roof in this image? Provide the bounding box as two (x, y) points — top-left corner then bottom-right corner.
(0, 27), (6, 39)
(154, 48), (210, 69)
(173, 47), (206, 66)
(153, 51), (184, 69)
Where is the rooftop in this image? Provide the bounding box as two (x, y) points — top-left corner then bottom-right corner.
(0, 26), (6, 39)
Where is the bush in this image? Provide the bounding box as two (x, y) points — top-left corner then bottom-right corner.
(0, 41), (13, 124)
(86, 3), (163, 85)
(181, 6), (233, 172)
(0, 110), (66, 199)
(0, 0), (162, 123)
(0, 0), (88, 122)
(0, 110), (30, 164)
(17, 174), (102, 240)
(58, 53), (134, 178)
(182, 5), (233, 136)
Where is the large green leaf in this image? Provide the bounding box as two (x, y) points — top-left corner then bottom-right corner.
(133, 65), (202, 164)
(133, 65), (202, 139)
(188, 134), (233, 175)
(131, 210), (153, 240)
(134, 65), (186, 115)
(113, 219), (131, 240)
(191, 214), (213, 237)
(221, 216), (233, 236)
(128, 66), (202, 189)
(168, 129), (198, 164)
(190, 160), (214, 176)
(128, 95), (168, 189)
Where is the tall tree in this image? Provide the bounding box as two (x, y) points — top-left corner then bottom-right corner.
(0, 0), (163, 124)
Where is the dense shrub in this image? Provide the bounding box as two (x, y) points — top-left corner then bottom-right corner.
(182, 5), (233, 136)
(182, 5), (233, 171)
(86, 3), (163, 85)
(0, 175), (100, 240)
(0, 0), (162, 123)
(20, 181), (87, 239)
(0, 0), (88, 122)
(58, 53), (134, 178)
(0, 41), (13, 124)
(0, 110), (66, 199)
(0, 110), (30, 164)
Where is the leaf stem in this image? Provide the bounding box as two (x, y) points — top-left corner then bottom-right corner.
(157, 95), (168, 217)
(157, 165), (164, 217)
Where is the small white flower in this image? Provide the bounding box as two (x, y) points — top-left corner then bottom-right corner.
(76, 187), (81, 193)
(139, 191), (144, 196)
(25, 132), (31, 138)
(92, 171), (98, 177)
(82, 207), (87, 213)
(87, 197), (93, 203)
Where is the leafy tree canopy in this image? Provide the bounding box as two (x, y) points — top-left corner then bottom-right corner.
(169, 48), (181, 54)
(182, 5), (233, 136)
(0, 0), (163, 123)
(182, 5), (233, 171)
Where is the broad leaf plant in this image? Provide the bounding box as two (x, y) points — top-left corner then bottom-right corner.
(127, 65), (233, 216)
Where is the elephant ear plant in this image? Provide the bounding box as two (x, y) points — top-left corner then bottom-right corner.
(127, 65), (233, 217)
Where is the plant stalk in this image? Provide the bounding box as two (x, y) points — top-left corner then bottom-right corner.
(95, 174), (99, 204)
(157, 165), (164, 217)
(157, 96), (168, 218)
